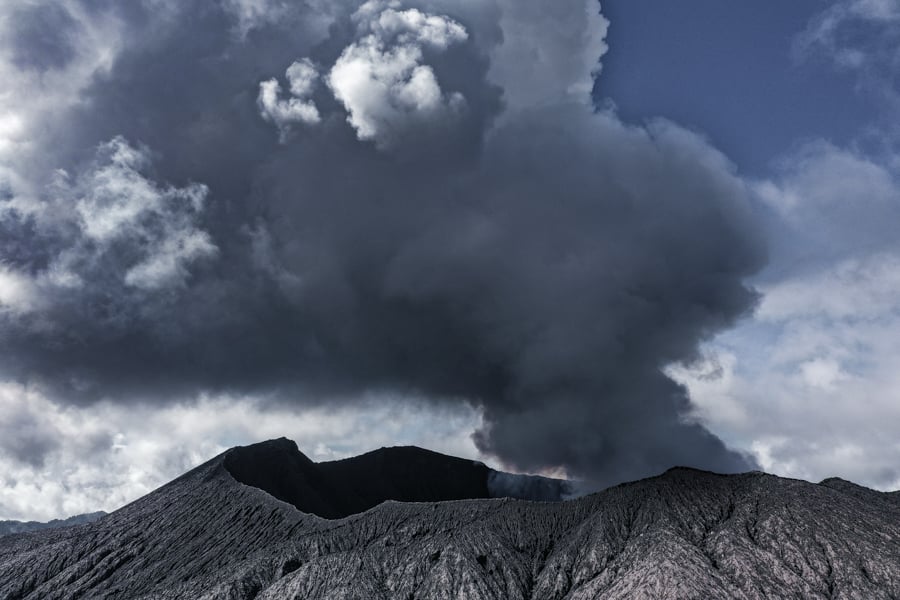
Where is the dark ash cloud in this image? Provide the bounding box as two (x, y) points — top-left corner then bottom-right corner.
(8, 2), (82, 72)
(0, 0), (765, 486)
(0, 410), (59, 468)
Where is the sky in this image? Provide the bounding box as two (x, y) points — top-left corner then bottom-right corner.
(1, 0), (899, 521)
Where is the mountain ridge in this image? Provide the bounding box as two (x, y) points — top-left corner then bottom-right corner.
(222, 438), (571, 519)
(0, 438), (898, 599)
(0, 511), (107, 538)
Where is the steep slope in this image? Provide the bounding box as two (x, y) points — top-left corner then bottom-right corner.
(222, 437), (350, 518)
(0, 439), (897, 599)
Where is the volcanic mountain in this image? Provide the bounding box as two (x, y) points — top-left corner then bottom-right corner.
(0, 438), (898, 599)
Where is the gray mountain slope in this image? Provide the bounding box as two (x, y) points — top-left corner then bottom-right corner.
(0, 512), (106, 538)
(0, 439), (898, 599)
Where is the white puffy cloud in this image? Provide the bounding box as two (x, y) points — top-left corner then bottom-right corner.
(798, 357), (847, 391)
(285, 59), (320, 98)
(759, 253), (900, 322)
(327, 1), (468, 148)
(258, 59), (322, 143)
(757, 142), (898, 218)
(488, 0), (608, 111)
(0, 267), (38, 315)
(123, 227), (218, 290)
(258, 1), (471, 149)
(673, 289), (900, 492)
(367, 3), (468, 48)
(61, 137), (217, 291)
(756, 143), (900, 254)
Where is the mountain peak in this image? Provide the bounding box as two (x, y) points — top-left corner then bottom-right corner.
(222, 437), (567, 519)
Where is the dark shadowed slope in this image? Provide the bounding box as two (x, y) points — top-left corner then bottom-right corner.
(222, 437), (567, 518)
(0, 438), (898, 599)
(316, 446), (492, 516)
(221, 437), (349, 519)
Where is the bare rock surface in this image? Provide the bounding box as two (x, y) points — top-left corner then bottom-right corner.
(0, 438), (898, 599)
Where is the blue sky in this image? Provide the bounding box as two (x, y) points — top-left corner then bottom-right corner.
(2, 0), (900, 520)
(600, 0), (874, 175)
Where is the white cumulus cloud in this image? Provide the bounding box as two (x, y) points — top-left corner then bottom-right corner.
(68, 137), (217, 290)
(259, 1), (469, 149)
(0, 267), (38, 315)
(258, 58), (322, 143)
(328, 2), (468, 148)
(488, 0), (608, 111)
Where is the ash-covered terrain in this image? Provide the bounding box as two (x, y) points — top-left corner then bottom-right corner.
(0, 438), (898, 599)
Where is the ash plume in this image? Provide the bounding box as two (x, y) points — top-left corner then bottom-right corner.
(0, 0), (765, 485)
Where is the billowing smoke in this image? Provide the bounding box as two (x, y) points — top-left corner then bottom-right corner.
(0, 0), (765, 486)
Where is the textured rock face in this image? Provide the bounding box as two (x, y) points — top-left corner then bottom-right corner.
(0, 439), (898, 599)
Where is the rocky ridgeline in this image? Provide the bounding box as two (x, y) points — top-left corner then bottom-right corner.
(0, 512), (106, 538)
(0, 438), (897, 599)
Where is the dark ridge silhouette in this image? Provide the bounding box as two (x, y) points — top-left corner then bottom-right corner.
(222, 438), (349, 518)
(317, 446), (492, 514)
(222, 438), (537, 518)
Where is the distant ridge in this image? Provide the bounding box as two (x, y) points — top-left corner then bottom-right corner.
(0, 511), (106, 537)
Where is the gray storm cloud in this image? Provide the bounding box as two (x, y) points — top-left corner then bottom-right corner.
(0, 0), (765, 485)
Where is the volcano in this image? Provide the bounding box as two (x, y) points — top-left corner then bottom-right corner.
(1, 438), (898, 599)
